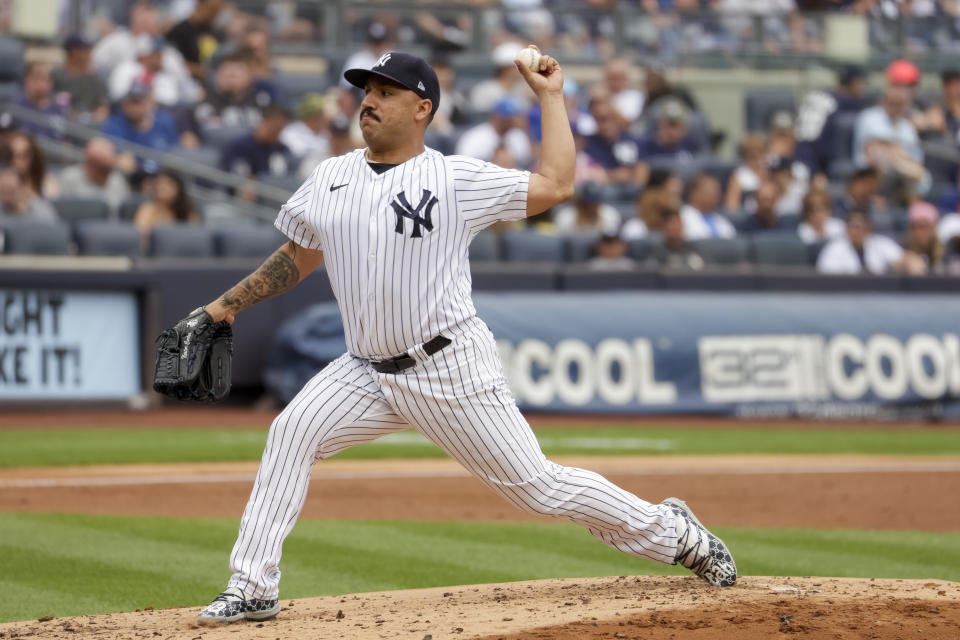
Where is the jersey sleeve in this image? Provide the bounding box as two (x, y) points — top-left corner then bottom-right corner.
(274, 166), (323, 250)
(449, 156), (530, 231)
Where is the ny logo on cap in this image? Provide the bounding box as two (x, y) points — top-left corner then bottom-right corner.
(374, 53), (391, 68)
(391, 189), (437, 238)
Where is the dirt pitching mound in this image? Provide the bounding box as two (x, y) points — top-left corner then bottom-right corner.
(2, 576), (957, 640)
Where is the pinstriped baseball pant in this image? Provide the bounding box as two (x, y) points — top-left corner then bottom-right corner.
(228, 316), (679, 600)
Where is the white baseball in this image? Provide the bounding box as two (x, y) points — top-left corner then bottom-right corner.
(516, 47), (541, 72)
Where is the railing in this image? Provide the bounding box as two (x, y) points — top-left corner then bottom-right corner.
(4, 102), (288, 223)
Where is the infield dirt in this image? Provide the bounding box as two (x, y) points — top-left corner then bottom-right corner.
(1, 576), (957, 640)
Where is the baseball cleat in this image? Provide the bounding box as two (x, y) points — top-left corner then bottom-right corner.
(196, 587), (281, 625)
(663, 497), (737, 587)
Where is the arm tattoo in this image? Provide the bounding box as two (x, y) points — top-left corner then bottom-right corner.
(219, 242), (300, 314)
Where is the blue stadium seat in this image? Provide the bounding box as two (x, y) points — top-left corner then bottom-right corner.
(213, 225), (286, 258)
(749, 232), (809, 266)
(469, 230), (499, 261)
(0, 36), (24, 82)
(1, 220), (71, 255)
(744, 89), (795, 132)
(52, 197), (111, 223)
(564, 233), (599, 262)
(117, 194), (151, 221)
(273, 73), (328, 107)
(73, 221), (142, 257)
(501, 230), (565, 262)
(692, 237), (749, 265)
(149, 224), (215, 257)
(627, 235), (664, 262)
(201, 125), (251, 149)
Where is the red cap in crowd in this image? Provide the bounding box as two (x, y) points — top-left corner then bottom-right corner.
(886, 59), (920, 86)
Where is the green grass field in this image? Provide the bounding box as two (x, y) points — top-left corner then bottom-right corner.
(2, 424), (959, 467)
(2, 512), (958, 623)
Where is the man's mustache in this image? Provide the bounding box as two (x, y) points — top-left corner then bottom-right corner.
(360, 109), (380, 122)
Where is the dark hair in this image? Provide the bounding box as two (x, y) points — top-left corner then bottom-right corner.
(22, 61), (49, 82)
(646, 167), (676, 190)
(848, 167), (879, 184)
(801, 187), (833, 219)
(155, 168), (194, 222)
(3, 133), (47, 194)
(942, 69), (960, 84)
(260, 104), (292, 121)
(845, 208), (870, 225)
(683, 172), (717, 201)
(217, 50), (252, 68)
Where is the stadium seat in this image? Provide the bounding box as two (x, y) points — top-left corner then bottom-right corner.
(692, 237), (749, 265)
(213, 225), (286, 258)
(117, 194), (151, 221)
(0, 36), (24, 82)
(1, 220), (71, 255)
(201, 125), (251, 149)
(743, 89), (795, 132)
(627, 235), (664, 262)
(73, 221), (142, 257)
(469, 230), (499, 261)
(749, 232), (809, 266)
(52, 197), (111, 223)
(501, 230), (565, 262)
(831, 111), (859, 164)
(257, 173), (303, 194)
(806, 240), (827, 265)
(149, 224), (215, 257)
(274, 73), (328, 107)
(564, 233), (599, 262)
(700, 158), (738, 189)
(170, 146), (221, 171)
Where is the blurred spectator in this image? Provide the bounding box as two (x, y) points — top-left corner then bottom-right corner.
(658, 208), (705, 270)
(93, 2), (163, 77)
(455, 97), (531, 167)
(470, 42), (528, 113)
(58, 138), (130, 215)
(109, 34), (198, 108)
(902, 201), (944, 274)
(553, 181), (621, 235)
(281, 94), (329, 175)
(623, 168), (682, 239)
(636, 98), (702, 183)
(938, 208), (960, 245)
(194, 51), (275, 132)
(220, 106), (294, 192)
(166, 0), (227, 81)
(587, 232), (635, 271)
(836, 166), (883, 217)
(767, 110), (798, 159)
(740, 179), (791, 232)
(817, 209), (904, 274)
(640, 62), (699, 122)
(328, 115), (359, 158)
(915, 69), (960, 142)
(767, 155), (804, 216)
(798, 187), (845, 244)
(14, 62), (68, 140)
(681, 173), (736, 240)
(0, 167), (56, 221)
(0, 111), (17, 152)
(133, 168), (199, 241)
(340, 21), (392, 89)
(584, 98), (642, 184)
(52, 35), (108, 124)
(432, 56), (469, 134)
(4, 133), (58, 201)
(724, 133), (768, 213)
(796, 65), (867, 179)
(528, 78), (594, 144)
(853, 60), (929, 202)
(102, 80), (182, 163)
(605, 58), (643, 123)
(243, 28), (275, 82)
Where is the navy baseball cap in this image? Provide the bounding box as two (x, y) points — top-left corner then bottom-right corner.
(344, 52), (440, 115)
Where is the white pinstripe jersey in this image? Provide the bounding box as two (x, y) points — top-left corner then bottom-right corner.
(275, 147), (530, 360)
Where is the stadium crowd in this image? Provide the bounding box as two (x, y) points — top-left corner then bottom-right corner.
(0, 0), (960, 276)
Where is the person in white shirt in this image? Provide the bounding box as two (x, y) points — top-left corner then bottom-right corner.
(604, 58), (643, 123)
(454, 96), (532, 167)
(817, 209), (904, 274)
(108, 34), (198, 108)
(469, 42), (530, 112)
(797, 187), (845, 244)
(680, 173), (736, 240)
(57, 138), (130, 215)
(552, 181), (621, 235)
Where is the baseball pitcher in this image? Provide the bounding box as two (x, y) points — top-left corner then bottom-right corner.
(188, 47), (735, 625)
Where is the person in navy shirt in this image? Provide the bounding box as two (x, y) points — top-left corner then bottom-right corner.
(102, 80), (181, 153)
(636, 98), (703, 184)
(583, 97), (642, 184)
(220, 105), (293, 200)
(795, 65), (866, 180)
(14, 61), (69, 140)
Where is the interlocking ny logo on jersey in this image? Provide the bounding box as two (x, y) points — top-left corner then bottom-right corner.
(391, 190), (437, 238)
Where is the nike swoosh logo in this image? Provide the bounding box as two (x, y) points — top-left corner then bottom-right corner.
(330, 184), (349, 192)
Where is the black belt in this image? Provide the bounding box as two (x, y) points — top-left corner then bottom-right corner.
(368, 335), (452, 374)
